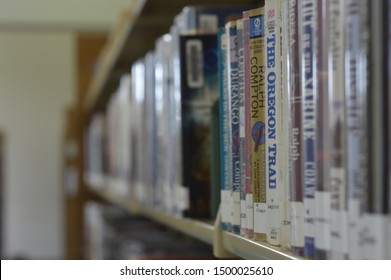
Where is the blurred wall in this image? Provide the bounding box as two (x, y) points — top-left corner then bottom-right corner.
(0, 0), (134, 260)
(0, 31), (75, 259)
(0, 0), (132, 30)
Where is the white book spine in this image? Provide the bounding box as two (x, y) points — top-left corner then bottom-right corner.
(281, 0), (292, 250)
(329, 0), (347, 260)
(265, 0), (283, 246)
(300, 0), (318, 258)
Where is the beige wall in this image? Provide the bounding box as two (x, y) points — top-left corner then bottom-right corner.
(0, 31), (75, 259)
(0, 0), (132, 30)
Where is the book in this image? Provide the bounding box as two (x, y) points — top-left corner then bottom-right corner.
(388, 0), (391, 260)
(242, 13), (254, 238)
(243, 6), (267, 242)
(236, 18), (247, 236)
(226, 20), (241, 234)
(210, 99), (221, 220)
(265, 0), (283, 246)
(365, 0), (388, 259)
(85, 113), (106, 189)
(179, 34), (219, 218)
(281, 0), (292, 251)
(144, 52), (157, 207)
(117, 74), (132, 196)
(344, 0), (369, 259)
(154, 34), (175, 213)
(131, 59), (147, 204)
(217, 28), (231, 230)
(329, 0), (348, 260)
(299, 0), (317, 259)
(315, 0), (331, 260)
(287, 0), (305, 257)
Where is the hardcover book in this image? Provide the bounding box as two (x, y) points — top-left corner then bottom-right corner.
(179, 34), (219, 218)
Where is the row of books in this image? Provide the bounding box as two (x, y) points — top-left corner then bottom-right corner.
(218, 0), (391, 259)
(84, 0), (391, 259)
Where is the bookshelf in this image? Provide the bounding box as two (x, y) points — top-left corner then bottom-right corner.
(91, 186), (298, 260)
(82, 0), (300, 260)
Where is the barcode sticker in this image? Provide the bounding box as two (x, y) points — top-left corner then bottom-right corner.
(186, 39), (204, 88)
(199, 14), (218, 34)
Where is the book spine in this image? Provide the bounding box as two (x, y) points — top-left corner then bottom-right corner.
(237, 19), (247, 236)
(288, 0), (305, 257)
(243, 12), (254, 238)
(226, 21), (241, 234)
(388, 0), (391, 260)
(145, 52), (157, 206)
(169, 24), (187, 216)
(329, 0), (348, 260)
(247, 6), (268, 242)
(365, 0), (388, 259)
(344, 0), (369, 259)
(131, 60), (146, 204)
(265, 0), (283, 246)
(210, 99), (221, 220)
(315, 0), (331, 260)
(300, 0), (317, 259)
(281, 0), (292, 251)
(218, 28), (232, 230)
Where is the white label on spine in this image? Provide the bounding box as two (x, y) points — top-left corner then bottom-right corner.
(315, 191), (331, 250)
(239, 107), (245, 137)
(360, 214), (387, 259)
(246, 194), (254, 230)
(186, 39), (204, 88)
(233, 191), (241, 228)
(221, 190), (232, 225)
(330, 209), (348, 255)
(199, 14), (218, 34)
(240, 199), (247, 230)
(304, 197), (316, 240)
(176, 186), (189, 211)
(254, 202), (267, 233)
(330, 167), (347, 256)
(291, 201), (305, 247)
(348, 199), (361, 259)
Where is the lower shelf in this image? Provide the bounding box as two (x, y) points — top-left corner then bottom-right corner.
(91, 187), (300, 260)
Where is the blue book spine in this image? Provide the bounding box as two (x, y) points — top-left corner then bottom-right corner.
(226, 21), (241, 234)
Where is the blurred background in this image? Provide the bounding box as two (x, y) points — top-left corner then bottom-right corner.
(0, 0), (134, 259)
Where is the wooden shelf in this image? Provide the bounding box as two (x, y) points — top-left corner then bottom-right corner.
(91, 186), (299, 260)
(222, 231), (299, 260)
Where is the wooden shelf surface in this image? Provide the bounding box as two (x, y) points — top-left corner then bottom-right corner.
(91, 186), (299, 260)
